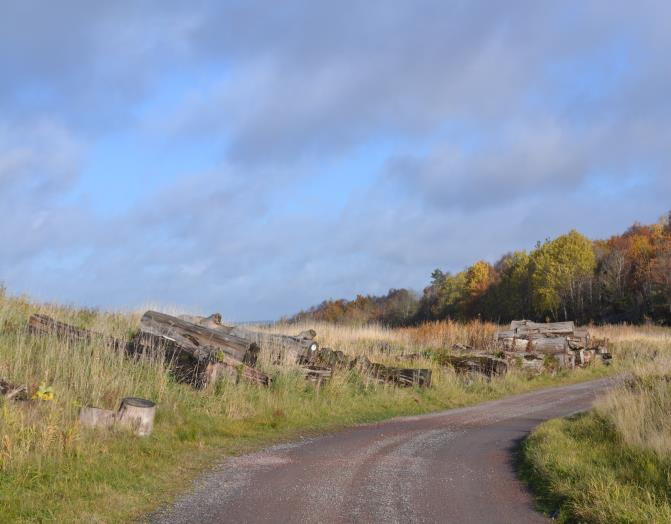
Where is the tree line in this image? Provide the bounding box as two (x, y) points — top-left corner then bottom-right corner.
(291, 211), (671, 326)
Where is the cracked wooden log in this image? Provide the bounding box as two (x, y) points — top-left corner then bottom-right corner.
(28, 314), (124, 350)
(527, 337), (569, 354)
(350, 356), (432, 388)
(300, 365), (332, 387)
(28, 314), (270, 388)
(178, 314), (318, 364)
(0, 379), (27, 401)
(437, 354), (508, 378)
(131, 329), (270, 387)
(140, 311), (260, 366)
(510, 320), (576, 335)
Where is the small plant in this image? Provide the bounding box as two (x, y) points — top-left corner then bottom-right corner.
(32, 382), (55, 401)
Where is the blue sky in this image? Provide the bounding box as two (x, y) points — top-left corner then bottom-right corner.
(1, 1), (670, 320)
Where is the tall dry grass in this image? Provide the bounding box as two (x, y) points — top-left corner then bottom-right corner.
(521, 330), (671, 524)
(596, 341), (671, 457)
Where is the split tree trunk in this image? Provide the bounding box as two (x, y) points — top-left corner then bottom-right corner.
(140, 311), (260, 365)
(179, 313), (319, 364)
(28, 314), (271, 388)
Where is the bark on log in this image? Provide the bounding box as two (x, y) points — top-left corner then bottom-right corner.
(300, 366), (332, 387)
(510, 320), (576, 335)
(527, 337), (569, 354)
(132, 331), (270, 387)
(350, 356), (432, 388)
(178, 313), (318, 365)
(499, 337), (529, 351)
(437, 354), (508, 378)
(503, 352), (546, 374)
(140, 311), (259, 365)
(28, 314), (123, 349)
(28, 314), (270, 388)
(0, 379), (27, 401)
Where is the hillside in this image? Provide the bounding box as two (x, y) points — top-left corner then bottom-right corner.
(292, 212), (671, 326)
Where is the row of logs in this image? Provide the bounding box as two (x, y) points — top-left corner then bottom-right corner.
(26, 311), (432, 389)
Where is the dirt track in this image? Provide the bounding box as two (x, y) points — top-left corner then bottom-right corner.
(150, 377), (615, 524)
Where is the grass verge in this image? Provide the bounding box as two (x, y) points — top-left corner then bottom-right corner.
(519, 336), (671, 524)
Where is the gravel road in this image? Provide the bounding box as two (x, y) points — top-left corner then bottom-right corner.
(150, 377), (615, 524)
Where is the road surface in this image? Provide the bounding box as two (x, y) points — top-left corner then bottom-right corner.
(150, 377), (615, 524)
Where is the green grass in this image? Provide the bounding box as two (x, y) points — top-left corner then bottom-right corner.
(520, 413), (671, 523)
(0, 292), (619, 522)
(520, 336), (671, 524)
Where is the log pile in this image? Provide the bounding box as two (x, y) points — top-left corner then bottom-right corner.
(306, 347), (432, 388)
(495, 320), (611, 370)
(27, 312), (271, 388)
(178, 313), (318, 365)
(26, 311), (432, 390)
(436, 354), (508, 378)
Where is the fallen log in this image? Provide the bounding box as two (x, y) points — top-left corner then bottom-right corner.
(510, 320), (575, 335)
(308, 347), (350, 368)
(437, 354), (508, 378)
(300, 365), (332, 387)
(499, 337), (529, 351)
(140, 311), (260, 365)
(131, 330), (270, 387)
(0, 379), (27, 401)
(350, 356), (432, 388)
(28, 314), (124, 350)
(28, 314), (270, 388)
(527, 337), (569, 354)
(503, 352), (546, 374)
(179, 314), (318, 364)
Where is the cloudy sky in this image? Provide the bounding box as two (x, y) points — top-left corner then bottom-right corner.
(1, 1), (670, 320)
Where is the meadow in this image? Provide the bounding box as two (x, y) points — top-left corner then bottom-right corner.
(0, 289), (639, 523)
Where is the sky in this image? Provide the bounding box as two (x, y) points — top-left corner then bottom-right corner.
(1, 1), (670, 320)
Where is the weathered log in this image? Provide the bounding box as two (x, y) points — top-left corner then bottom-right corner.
(307, 347), (350, 368)
(552, 352), (575, 369)
(495, 330), (516, 340)
(437, 354), (508, 378)
(28, 314), (270, 388)
(132, 331), (271, 387)
(350, 356), (432, 388)
(116, 397), (156, 436)
(300, 365), (332, 387)
(499, 337), (529, 351)
(140, 311), (259, 365)
(527, 337), (569, 354)
(503, 352), (546, 374)
(0, 379), (27, 401)
(28, 314), (123, 349)
(510, 320), (575, 336)
(179, 313), (318, 364)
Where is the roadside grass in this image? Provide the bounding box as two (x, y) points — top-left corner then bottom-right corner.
(1, 292), (619, 522)
(520, 335), (671, 524)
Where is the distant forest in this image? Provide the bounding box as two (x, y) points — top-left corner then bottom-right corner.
(291, 211), (671, 326)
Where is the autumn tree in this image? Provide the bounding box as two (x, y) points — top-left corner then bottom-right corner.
(531, 230), (596, 320)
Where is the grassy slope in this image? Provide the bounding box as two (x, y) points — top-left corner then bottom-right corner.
(520, 334), (671, 524)
(0, 293), (616, 523)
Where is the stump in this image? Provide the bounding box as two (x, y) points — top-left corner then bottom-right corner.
(117, 397), (156, 436)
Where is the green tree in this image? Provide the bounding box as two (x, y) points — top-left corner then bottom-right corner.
(531, 230), (596, 320)
(493, 251), (532, 320)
